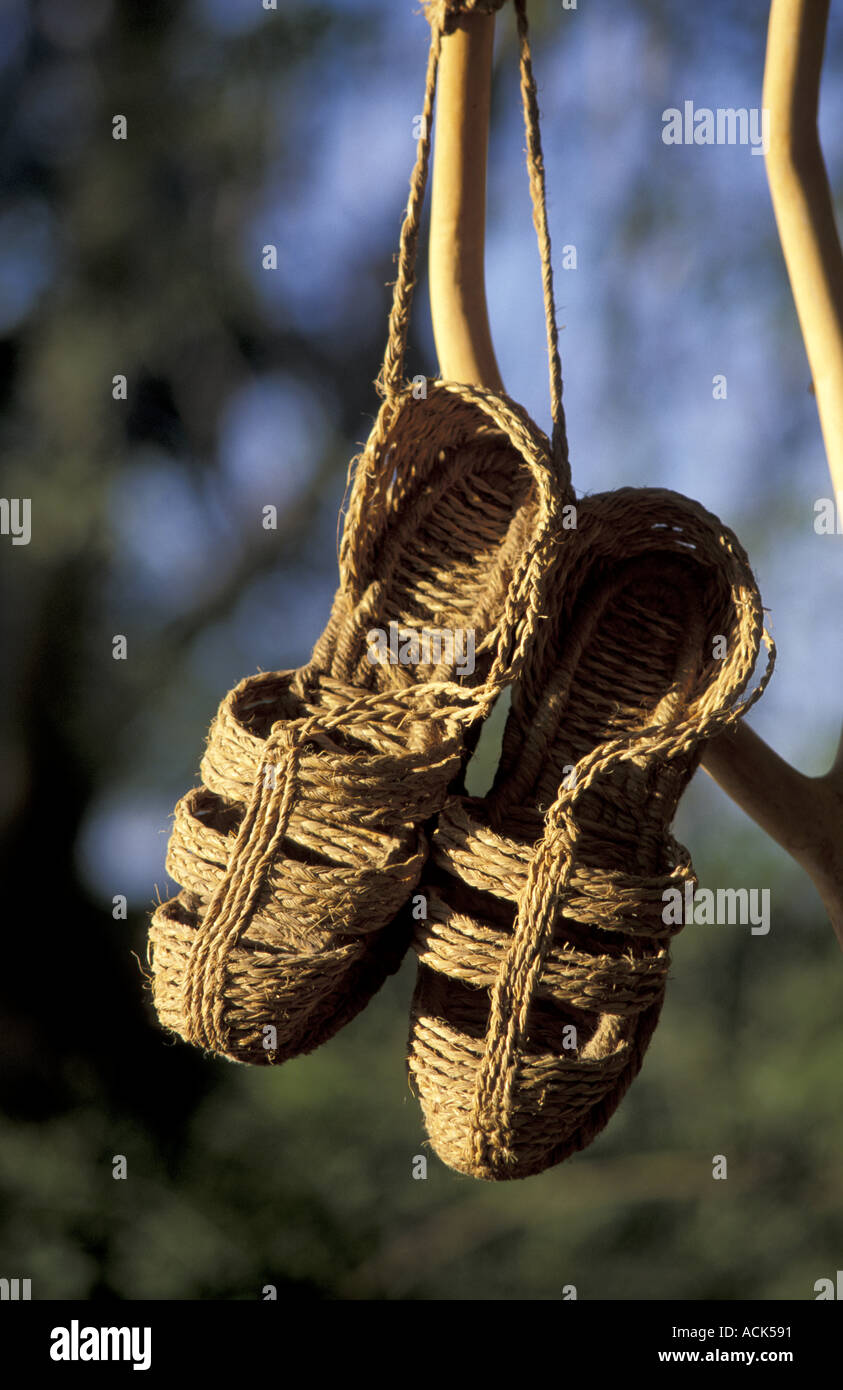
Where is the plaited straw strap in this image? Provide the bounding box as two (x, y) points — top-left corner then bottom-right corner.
(182, 721), (305, 1052)
(468, 631), (775, 1171)
(180, 676), (464, 1054)
(513, 0), (568, 475)
(377, 0), (570, 482)
(416, 838), (694, 1004)
(376, 22), (442, 408)
(177, 672), (471, 1057)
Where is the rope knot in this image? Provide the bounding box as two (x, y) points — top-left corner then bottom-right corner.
(424, 0), (509, 36)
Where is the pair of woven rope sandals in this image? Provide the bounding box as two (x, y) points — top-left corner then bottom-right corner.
(149, 0), (774, 1181)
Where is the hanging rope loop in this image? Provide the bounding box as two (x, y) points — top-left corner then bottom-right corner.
(513, 0), (569, 477)
(376, 22), (442, 402)
(379, 0), (570, 486)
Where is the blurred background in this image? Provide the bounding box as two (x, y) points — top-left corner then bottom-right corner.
(0, 0), (841, 1300)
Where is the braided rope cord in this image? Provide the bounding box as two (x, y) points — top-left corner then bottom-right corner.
(378, 0), (570, 482)
(513, 0), (568, 477)
(182, 722), (304, 1050)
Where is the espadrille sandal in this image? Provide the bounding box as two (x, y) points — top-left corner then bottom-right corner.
(148, 0), (575, 1066)
(408, 487), (774, 1179)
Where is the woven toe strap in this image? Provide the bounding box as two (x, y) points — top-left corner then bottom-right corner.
(415, 795), (691, 1028)
(202, 670), (462, 822)
(428, 798), (693, 933)
(182, 720), (305, 1053)
(466, 677), (771, 1170)
(416, 894), (674, 1014)
(180, 672), (462, 1055)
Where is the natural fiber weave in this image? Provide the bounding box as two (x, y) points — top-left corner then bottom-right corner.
(148, 0), (574, 1066)
(408, 487), (774, 1180)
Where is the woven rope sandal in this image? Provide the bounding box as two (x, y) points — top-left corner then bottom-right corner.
(148, 0), (574, 1067)
(408, 487), (774, 1179)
